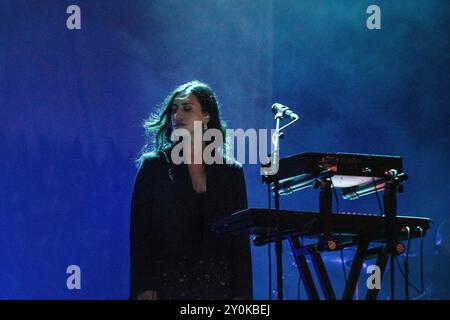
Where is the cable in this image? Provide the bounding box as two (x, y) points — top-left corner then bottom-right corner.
(417, 227), (424, 294)
(366, 168), (383, 216)
(394, 256), (423, 295)
(297, 236), (303, 300)
(404, 226), (412, 300)
(331, 180), (348, 284)
(398, 228), (425, 300)
(267, 183), (272, 300)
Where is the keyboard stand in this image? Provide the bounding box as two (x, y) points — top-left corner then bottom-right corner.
(287, 235), (390, 300)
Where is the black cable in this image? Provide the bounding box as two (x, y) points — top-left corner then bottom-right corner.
(267, 183), (272, 300)
(404, 226), (412, 300)
(368, 169), (383, 216)
(297, 236), (303, 300)
(417, 227), (424, 294)
(363, 167), (383, 215)
(394, 255), (422, 295)
(395, 228), (426, 299)
(331, 180), (348, 284)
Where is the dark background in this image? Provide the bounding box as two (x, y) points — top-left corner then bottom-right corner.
(0, 0), (448, 299)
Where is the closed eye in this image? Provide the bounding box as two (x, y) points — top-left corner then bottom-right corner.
(171, 103), (191, 113)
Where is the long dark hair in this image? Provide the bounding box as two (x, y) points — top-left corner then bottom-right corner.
(137, 80), (228, 166)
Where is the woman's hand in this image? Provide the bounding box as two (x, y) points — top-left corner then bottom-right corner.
(137, 290), (159, 300)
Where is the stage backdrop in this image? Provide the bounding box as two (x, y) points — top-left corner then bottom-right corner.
(0, 0), (449, 299)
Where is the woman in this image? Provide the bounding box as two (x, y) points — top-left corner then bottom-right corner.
(129, 81), (253, 300)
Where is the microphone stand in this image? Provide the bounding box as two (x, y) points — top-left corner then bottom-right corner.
(261, 110), (296, 300)
(261, 104), (299, 300)
(272, 112), (283, 301)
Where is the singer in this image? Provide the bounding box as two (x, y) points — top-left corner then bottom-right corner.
(129, 81), (253, 300)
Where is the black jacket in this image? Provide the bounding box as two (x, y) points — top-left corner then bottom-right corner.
(129, 150), (253, 299)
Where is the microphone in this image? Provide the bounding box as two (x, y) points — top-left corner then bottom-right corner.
(272, 103), (299, 120)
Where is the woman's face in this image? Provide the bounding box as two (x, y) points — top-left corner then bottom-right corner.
(171, 93), (209, 134)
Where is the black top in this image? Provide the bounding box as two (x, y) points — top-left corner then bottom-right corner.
(129, 150), (253, 299)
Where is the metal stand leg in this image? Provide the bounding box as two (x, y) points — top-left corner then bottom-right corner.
(288, 236), (320, 300)
(342, 240), (369, 300)
(310, 252), (336, 300)
(318, 180), (332, 250)
(383, 170), (407, 300)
